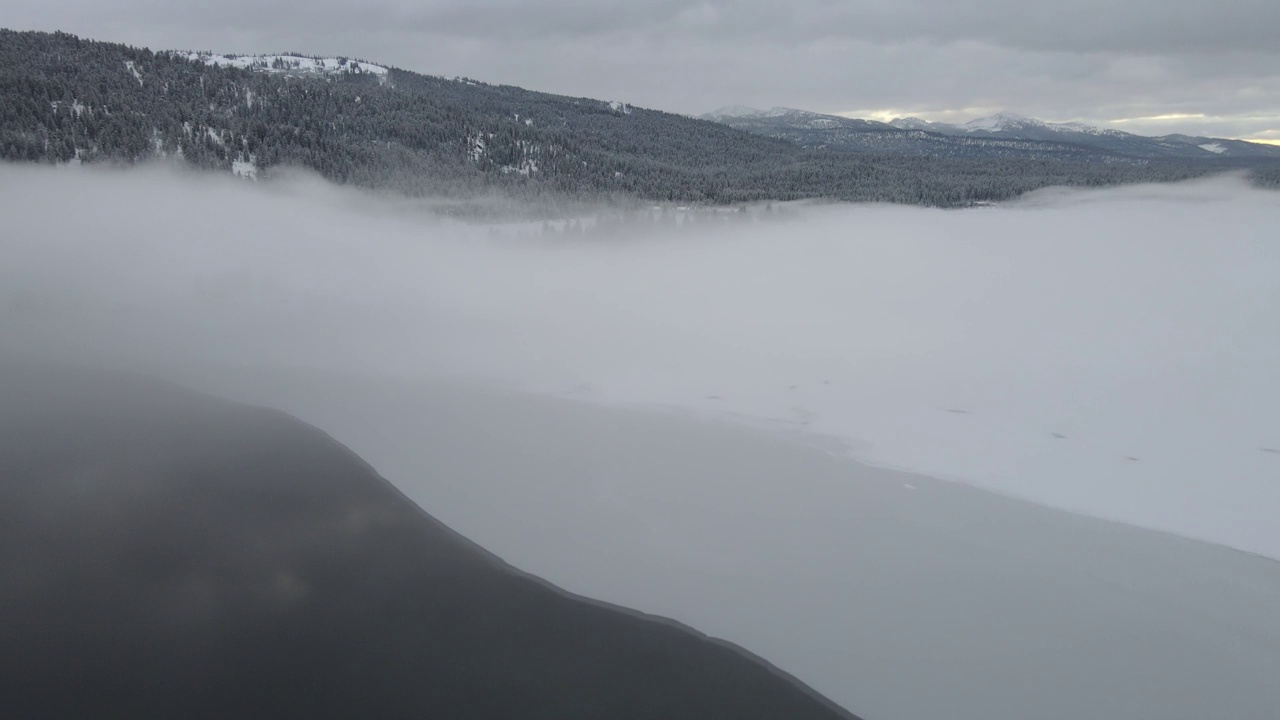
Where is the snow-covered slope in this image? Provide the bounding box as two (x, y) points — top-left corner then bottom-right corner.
(176, 52), (390, 81)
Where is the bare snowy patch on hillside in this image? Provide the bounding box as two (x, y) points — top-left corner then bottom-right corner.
(177, 52), (389, 80)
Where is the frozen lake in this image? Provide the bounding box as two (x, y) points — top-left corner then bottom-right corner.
(186, 366), (1280, 720)
(5, 164), (1280, 719)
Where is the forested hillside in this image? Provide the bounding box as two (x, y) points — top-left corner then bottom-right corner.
(2, 30), (1274, 209)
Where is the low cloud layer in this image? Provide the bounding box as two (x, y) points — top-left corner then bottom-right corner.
(3, 164), (1278, 561)
(5, 0), (1280, 140)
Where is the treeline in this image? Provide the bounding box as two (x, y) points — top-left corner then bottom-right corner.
(2, 29), (1277, 210)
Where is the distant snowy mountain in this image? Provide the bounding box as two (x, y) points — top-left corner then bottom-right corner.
(887, 117), (936, 131)
(960, 112), (1028, 131)
(885, 112), (1280, 159)
(699, 107), (918, 146)
(703, 105), (767, 121)
(895, 112), (1119, 138)
(705, 107), (1137, 160)
(893, 112), (1133, 142)
(704, 106), (892, 131)
(708, 105), (1280, 160)
(949, 112), (1120, 136)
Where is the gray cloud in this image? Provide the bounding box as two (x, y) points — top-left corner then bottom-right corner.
(120, 0), (1277, 54)
(4, 0), (1279, 138)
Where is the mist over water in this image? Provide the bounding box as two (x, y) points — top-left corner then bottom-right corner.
(4, 163), (1277, 558)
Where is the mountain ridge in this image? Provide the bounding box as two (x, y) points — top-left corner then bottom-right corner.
(704, 105), (1279, 160)
(3, 29), (1278, 209)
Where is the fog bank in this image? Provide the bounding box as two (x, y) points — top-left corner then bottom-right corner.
(4, 164), (1277, 558)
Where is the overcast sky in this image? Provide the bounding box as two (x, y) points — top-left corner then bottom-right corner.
(5, 0), (1279, 142)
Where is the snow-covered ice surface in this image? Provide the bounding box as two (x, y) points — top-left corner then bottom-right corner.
(4, 164), (1280, 720)
(484, 180), (1280, 561)
(537, 197), (1280, 558)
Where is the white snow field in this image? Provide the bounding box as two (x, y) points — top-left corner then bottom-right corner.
(3, 163), (1280, 719)
(177, 52), (390, 79)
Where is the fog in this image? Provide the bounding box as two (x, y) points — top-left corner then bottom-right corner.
(4, 164), (1278, 558)
(3, 164), (1280, 719)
